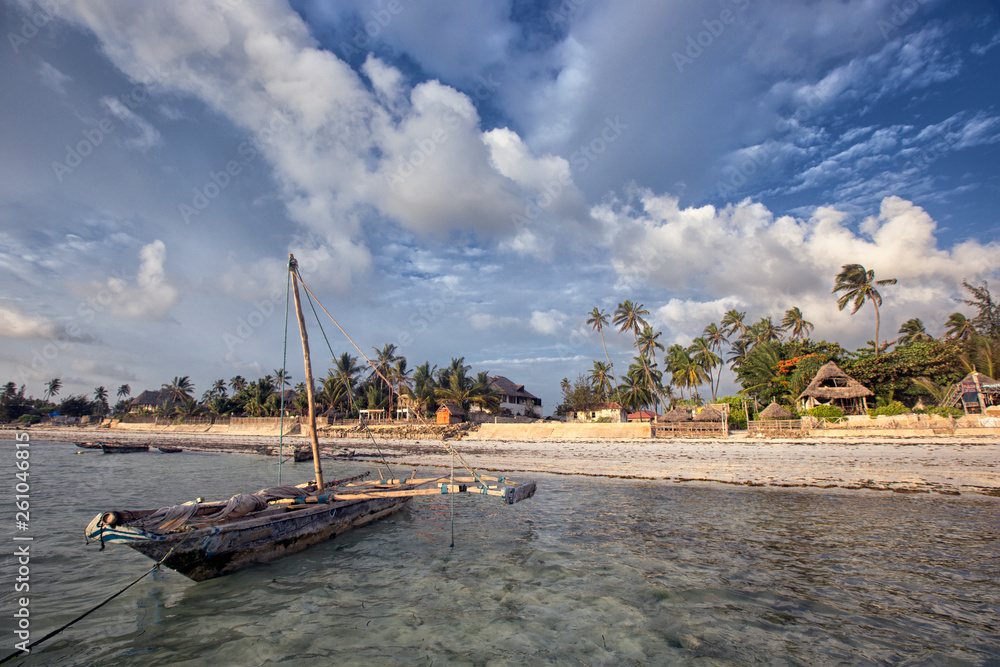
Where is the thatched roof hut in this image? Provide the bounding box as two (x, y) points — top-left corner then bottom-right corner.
(758, 401), (794, 420)
(797, 361), (873, 415)
(694, 405), (723, 422)
(659, 406), (692, 422)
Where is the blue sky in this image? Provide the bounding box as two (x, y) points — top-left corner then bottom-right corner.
(1, 0), (998, 412)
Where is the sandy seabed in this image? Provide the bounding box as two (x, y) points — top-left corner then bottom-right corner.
(18, 427), (1000, 496)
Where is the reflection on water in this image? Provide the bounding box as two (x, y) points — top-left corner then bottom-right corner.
(3, 441), (999, 665)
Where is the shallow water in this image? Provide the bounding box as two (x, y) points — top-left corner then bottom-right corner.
(2, 439), (998, 665)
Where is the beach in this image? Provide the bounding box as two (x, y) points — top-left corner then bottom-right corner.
(20, 426), (1000, 497)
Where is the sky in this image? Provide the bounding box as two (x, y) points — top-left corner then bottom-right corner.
(1, 0), (999, 414)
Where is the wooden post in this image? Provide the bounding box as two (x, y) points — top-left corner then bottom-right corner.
(972, 372), (987, 415)
(288, 255), (324, 490)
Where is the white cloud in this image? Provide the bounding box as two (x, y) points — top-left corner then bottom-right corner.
(88, 240), (180, 321)
(529, 309), (568, 336)
(101, 97), (161, 150)
(0, 302), (61, 339)
(469, 313), (520, 331)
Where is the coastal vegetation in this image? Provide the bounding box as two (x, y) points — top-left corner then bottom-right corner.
(559, 271), (998, 418)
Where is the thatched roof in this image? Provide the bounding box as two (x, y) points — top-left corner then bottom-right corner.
(758, 402), (794, 420)
(437, 400), (465, 416)
(660, 406), (692, 422)
(797, 361), (873, 400)
(694, 405), (723, 422)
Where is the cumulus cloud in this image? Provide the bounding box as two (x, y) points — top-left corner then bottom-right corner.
(597, 191), (1000, 345)
(55, 1), (577, 289)
(0, 301), (95, 343)
(87, 240), (180, 321)
(529, 309), (569, 336)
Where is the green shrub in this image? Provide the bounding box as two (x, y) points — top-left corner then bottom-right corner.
(16, 414), (41, 425)
(872, 401), (909, 417)
(801, 405), (844, 420)
(927, 405), (964, 418)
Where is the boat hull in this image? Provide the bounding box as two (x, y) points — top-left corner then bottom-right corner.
(101, 444), (150, 454)
(87, 495), (410, 581)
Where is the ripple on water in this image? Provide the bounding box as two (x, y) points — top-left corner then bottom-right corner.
(3, 441), (999, 665)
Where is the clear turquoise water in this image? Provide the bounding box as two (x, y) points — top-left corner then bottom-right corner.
(2, 439), (998, 665)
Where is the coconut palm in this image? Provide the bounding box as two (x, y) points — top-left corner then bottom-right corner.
(781, 307), (814, 342)
(688, 337), (722, 401)
(747, 317), (783, 345)
(720, 309), (747, 339)
(637, 326), (665, 365)
(229, 375), (247, 394)
(162, 376), (194, 404)
(93, 386), (109, 416)
(702, 323), (728, 400)
(2, 382), (17, 403)
(272, 368), (291, 388)
(116, 384), (131, 400)
(612, 300), (650, 345)
(833, 264), (897, 355)
(897, 318), (931, 345)
(943, 312), (975, 342)
(587, 307), (620, 396)
(44, 378), (62, 402)
(670, 349), (709, 404)
(589, 360), (615, 401)
(211, 379), (227, 398)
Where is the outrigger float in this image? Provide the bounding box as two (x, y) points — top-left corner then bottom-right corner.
(85, 255), (536, 581)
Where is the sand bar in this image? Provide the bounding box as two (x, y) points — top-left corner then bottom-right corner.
(15, 426), (999, 497)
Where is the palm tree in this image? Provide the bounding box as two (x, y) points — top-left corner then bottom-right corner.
(273, 368), (291, 388)
(637, 326), (665, 365)
(229, 375), (247, 394)
(162, 376), (195, 403)
(669, 349), (709, 403)
(389, 358), (414, 418)
(587, 307), (620, 396)
(589, 360), (615, 401)
(435, 364), (475, 411)
(702, 323), (728, 400)
(44, 378), (62, 402)
(944, 313), (975, 342)
(688, 337), (722, 401)
(720, 309), (747, 339)
(897, 318), (931, 345)
(93, 386), (109, 416)
(2, 382), (17, 403)
(781, 307), (814, 342)
(833, 264), (897, 355)
(116, 384), (131, 400)
(747, 317), (783, 345)
(612, 300), (650, 346)
(211, 379), (227, 398)
(327, 352), (363, 414)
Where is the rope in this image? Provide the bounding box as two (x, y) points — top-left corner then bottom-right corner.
(277, 260), (292, 484)
(0, 543), (184, 664)
(295, 270), (395, 482)
(450, 446), (455, 548)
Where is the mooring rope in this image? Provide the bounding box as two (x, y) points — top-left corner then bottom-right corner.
(0, 543), (183, 664)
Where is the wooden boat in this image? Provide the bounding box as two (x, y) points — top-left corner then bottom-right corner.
(74, 441), (103, 449)
(157, 447), (183, 453)
(101, 444), (150, 454)
(84, 255), (535, 581)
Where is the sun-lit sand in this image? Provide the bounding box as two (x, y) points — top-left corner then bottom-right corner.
(22, 426), (1000, 496)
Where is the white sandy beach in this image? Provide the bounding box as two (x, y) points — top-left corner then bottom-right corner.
(18, 427), (1000, 497)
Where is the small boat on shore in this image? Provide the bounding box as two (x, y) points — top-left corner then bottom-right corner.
(74, 441), (103, 449)
(101, 444), (150, 454)
(157, 447), (183, 453)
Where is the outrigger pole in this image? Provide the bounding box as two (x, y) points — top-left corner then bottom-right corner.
(288, 254), (324, 490)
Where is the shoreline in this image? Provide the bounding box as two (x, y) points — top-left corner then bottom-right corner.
(14, 426), (1000, 497)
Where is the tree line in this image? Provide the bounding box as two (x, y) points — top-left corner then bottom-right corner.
(1, 345), (526, 423)
(559, 268), (998, 415)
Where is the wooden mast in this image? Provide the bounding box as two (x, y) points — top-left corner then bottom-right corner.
(288, 254), (324, 490)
